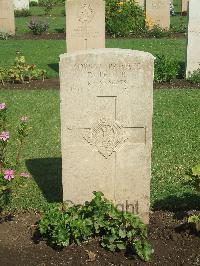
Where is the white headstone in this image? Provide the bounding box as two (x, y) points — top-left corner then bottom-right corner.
(60, 49), (154, 224)
(186, 0), (200, 77)
(66, 0), (105, 53)
(0, 0), (15, 34)
(14, 0), (29, 10)
(182, 0), (189, 12)
(146, 0), (170, 30)
(135, 0), (145, 9)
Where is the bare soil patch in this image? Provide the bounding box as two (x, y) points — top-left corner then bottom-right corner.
(10, 32), (186, 41)
(0, 79), (199, 91)
(0, 211), (200, 265)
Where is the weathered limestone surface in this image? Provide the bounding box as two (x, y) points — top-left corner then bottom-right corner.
(182, 0), (189, 12)
(66, 0), (105, 52)
(14, 0), (29, 10)
(60, 49), (154, 223)
(146, 0), (170, 30)
(135, 0), (145, 9)
(0, 0), (15, 34)
(186, 0), (200, 77)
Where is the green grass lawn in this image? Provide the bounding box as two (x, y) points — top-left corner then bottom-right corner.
(0, 89), (200, 212)
(0, 38), (186, 78)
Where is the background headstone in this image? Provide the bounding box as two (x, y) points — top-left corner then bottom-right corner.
(29, 0), (38, 3)
(60, 49), (154, 223)
(0, 0), (15, 35)
(66, 0), (105, 53)
(186, 0), (200, 77)
(135, 0), (145, 9)
(182, 0), (189, 12)
(146, 0), (170, 30)
(14, 0), (29, 10)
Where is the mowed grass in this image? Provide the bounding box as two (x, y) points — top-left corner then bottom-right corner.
(0, 38), (186, 78)
(0, 89), (200, 212)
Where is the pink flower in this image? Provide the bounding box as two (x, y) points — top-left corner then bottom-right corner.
(21, 116), (28, 123)
(20, 172), (30, 178)
(0, 132), (9, 141)
(4, 169), (15, 181)
(0, 103), (6, 110)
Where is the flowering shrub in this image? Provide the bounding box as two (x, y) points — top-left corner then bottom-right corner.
(106, 0), (145, 37)
(0, 103), (31, 208)
(27, 18), (49, 35)
(0, 52), (46, 85)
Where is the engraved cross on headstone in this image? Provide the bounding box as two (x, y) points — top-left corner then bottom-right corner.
(78, 96), (146, 159)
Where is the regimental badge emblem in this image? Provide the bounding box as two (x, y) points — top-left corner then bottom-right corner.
(83, 117), (129, 159)
(78, 3), (95, 24)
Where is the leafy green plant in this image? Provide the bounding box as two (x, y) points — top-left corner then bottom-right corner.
(154, 54), (180, 83)
(188, 215), (200, 232)
(30, 1), (39, 7)
(0, 53), (46, 84)
(14, 9), (31, 17)
(146, 25), (170, 38)
(0, 32), (11, 40)
(106, 0), (145, 37)
(184, 163), (200, 188)
(187, 69), (200, 84)
(27, 18), (49, 35)
(38, 191), (153, 262)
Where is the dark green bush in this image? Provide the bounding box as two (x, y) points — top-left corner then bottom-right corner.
(38, 192), (153, 262)
(146, 25), (170, 38)
(106, 0), (145, 37)
(30, 1), (39, 7)
(187, 69), (200, 84)
(27, 18), (49, 35)
(154, 54), (180, 83)
(0, 32), (11, 40)
(14, 9), (31, 17)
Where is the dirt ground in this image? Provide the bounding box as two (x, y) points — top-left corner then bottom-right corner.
(11, 32), (186, 41)
(0, 78), (200, 91)
(1, 211), (200, 266)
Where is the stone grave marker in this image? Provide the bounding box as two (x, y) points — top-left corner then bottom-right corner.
(182, 0), (189, 13)
(60, 49), (154, 223)
(0, 0), (15, 35)
(66, 0), (105, 53)
(14, 0), (29, 10)
(146, 0), (170, 30)
(186, 0), (200, 77)
(135, 0), (145, 9)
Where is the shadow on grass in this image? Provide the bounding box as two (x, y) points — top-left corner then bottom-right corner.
(48, 63), (59, 74)
(153, 193), (200, 212)
(178, 61), (186, 79)
(26, 158), (62, 203)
